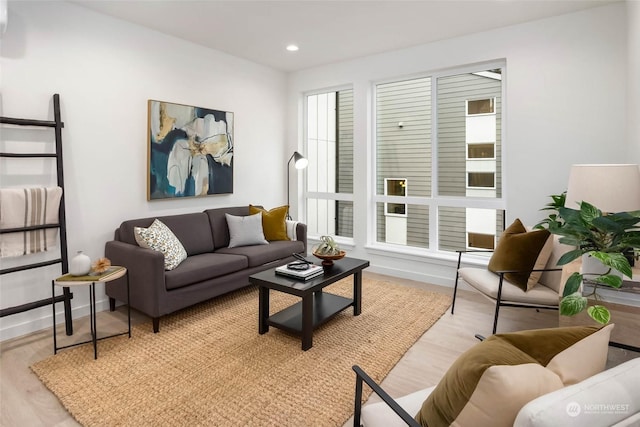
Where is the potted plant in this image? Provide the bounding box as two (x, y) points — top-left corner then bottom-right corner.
(536, 195), (640, 324)
(312, 235), (346, 266)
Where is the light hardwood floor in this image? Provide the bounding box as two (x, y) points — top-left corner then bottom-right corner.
(1, 271), (637, 427)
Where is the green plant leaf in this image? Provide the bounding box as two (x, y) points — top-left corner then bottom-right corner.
(590, 252), (632, 278)
(593, 274), (623, 288)
(556, 249), (583, 266)
(562, 272), (583, 297)
(579, 201), (602, 224)
(560, 293), (588, 316)
(587, 305), (611, 324)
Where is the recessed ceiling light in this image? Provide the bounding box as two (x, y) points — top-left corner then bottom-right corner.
(286, 44), (299, 52)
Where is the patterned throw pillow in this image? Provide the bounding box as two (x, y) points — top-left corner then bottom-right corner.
(134, 219), (187, 270)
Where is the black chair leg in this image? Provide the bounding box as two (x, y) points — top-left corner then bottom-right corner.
(354, 369), (363, 427)
(492, 274), (505, 334)
(451, 251), (463, 314)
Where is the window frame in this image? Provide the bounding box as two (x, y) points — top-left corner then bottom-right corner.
(302, 85), (355, 242)
(369, 61), (506, 255)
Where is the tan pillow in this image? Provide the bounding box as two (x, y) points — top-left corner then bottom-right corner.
(415, 325), (613, 427)
(488, 218), (551, 291)
(249, 205), (289, 241)
(527, 232), (554, 289)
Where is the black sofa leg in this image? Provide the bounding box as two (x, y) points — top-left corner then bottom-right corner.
(153, 317), (160, 333)
(109, 297), (116, 312)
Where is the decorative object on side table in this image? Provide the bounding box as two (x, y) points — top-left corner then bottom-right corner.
(535, 164), (640, 324)
(313, 235), (345, 266)
(91, 257), (111, 274)
(69, 250), (91, 276)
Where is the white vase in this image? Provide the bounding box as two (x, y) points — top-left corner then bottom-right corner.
(70, 251), (91, 276)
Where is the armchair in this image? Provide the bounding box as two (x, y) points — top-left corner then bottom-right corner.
(352, 325), (634, 427)
(451, 220), (572, 334)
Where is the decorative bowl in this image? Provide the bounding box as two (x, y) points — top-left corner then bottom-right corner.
(312, 250), (346, 266)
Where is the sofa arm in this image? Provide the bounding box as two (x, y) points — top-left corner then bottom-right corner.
(296, 222), (308, 255)
(104, 240), (165, 319)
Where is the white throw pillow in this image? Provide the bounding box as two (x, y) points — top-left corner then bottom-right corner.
(134, 219), (187, 270)
(225, 213), (269, 248)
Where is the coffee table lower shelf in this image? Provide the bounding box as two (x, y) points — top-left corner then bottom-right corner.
(267, 292), (353, 334)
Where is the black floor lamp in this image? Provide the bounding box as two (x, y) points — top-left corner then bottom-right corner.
(287, 151), (308, 220)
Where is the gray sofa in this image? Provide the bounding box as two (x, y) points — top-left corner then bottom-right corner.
(104, 206), (307, 332)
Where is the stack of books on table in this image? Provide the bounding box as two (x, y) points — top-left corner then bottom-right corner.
(275, 263), (324, 280)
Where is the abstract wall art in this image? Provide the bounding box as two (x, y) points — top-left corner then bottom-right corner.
(147, 100), (234, 200)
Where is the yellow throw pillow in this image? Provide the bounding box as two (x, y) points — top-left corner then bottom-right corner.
(249, 205), (289, 241)
(487, 218), (551, 291)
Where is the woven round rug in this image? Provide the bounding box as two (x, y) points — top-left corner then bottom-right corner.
(32, 277), (451, 426)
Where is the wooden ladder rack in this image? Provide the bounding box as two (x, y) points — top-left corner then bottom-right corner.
(0, 94), (74, 335)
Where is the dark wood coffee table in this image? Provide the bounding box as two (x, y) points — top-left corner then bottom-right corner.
(250, 257), (369, 350)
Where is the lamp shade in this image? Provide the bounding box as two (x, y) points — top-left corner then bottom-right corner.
(565, 164), (640, 212)
(291, 151), (308, 169)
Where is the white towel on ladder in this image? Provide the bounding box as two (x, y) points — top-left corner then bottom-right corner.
(0, 187), (63, 257)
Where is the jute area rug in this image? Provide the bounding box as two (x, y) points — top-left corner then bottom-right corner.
(32, 277), (451, 427)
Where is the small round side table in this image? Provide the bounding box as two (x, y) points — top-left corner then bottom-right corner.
(52, 266), (130, 359)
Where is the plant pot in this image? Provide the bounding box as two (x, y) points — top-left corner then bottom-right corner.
(313, 250), (346, 267)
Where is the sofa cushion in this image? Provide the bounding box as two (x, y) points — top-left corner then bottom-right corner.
(118, 212), (214, 256)
(216, 240), (305, 268)
(164, 253), (248, 290)
(249, 205), (289, 241)
(134, 219), (187, 271)
(488, 218), (551, 291)
(225, 213), (269, 248)
(458, 267), (560, 306)
(415, 325), (613, 427)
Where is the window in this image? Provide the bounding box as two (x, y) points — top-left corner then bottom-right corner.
(468, 232), (495, 250)
(374, 64), (505, 252)
(467, 98), (495, 115)
(467, 143), (494, 159)
(468, 172), (495, 188)
(384, 178), (407, 216)
(304, 89), (354, 238)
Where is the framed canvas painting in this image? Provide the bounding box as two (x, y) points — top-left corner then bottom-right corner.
(147, 100), (234, 200)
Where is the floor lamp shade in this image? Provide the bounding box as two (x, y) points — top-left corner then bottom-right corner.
(565, 164), (640, 212)
(287, 151), (308, 219)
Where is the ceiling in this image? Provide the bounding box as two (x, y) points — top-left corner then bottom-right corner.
(72, 0), (618, 72)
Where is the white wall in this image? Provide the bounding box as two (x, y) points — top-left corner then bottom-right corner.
(287, 3), (630, 285)
(0, 1), (287, 340)
(629, 0), (640, 161)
